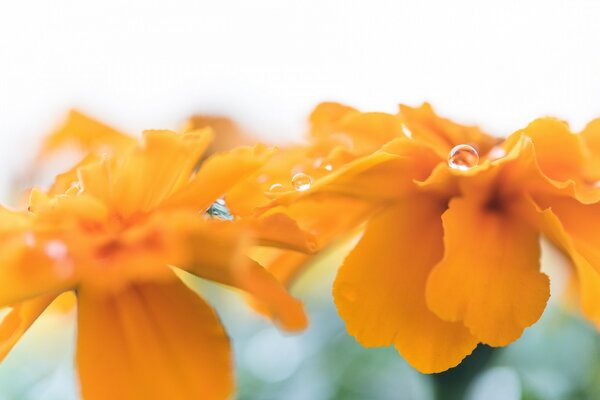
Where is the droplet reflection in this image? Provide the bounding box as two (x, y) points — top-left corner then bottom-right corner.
(291, 173), (312, 191)
(448, 144), (479, 170)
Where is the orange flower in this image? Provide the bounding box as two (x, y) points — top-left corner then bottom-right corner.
(0, 127), (314, 399)
(267, 102), (600, 373)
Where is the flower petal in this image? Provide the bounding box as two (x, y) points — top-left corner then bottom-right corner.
(333, 197), (478, 373)
(108, 129), (214, 215)
(533, 200), (600, 326)
(76, 277), (232, 400)
(164, 145), (273, 212)
(426, 196), (550, 346)
(399, 103), (498, 158)
(39, 109), (134, 158)
(178, 221), (307, 331)
(0, 294), (56, 361)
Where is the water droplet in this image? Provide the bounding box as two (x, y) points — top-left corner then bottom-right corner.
(291, 173), (312, 192)
(268, 183), (286, 193)
(205, 198), (234, 221)
(401, 124), (413, 139)
(487, 146), (506, 161)
(448, 144), (479, 170)
(323, 164), (333, 172)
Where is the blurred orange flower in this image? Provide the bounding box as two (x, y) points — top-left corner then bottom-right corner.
(0, 126), (314, 399)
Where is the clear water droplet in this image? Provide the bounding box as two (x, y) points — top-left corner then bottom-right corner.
(205, 198), (234, 221)
(291, 173), (313, 191)
(268, 183), (286, 193)
(323, 164), (333, 172)
(448, 144), (479, 170)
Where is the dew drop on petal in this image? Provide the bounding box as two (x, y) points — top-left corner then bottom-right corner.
(323, 164), (333, 172)
(448, 144), (479, 170)
(205, 198), (234, 221)
(291, 173), (312, 192)
(268, 183), (286, 193)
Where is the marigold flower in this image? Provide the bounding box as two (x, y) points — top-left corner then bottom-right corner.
(266, 102), (600, 373)
(0, 123), (315, 399)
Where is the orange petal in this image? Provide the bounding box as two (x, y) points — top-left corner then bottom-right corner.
(245, 213), (318, 253)
(333, 196), (478, 373)
(76, 277), (233, 400)
(0, 208), (78, 307)
(164, 145), (273, 212)
(335, 111), (407, 154)
(399, 103), (498, 158)
(39, 109), (134, 158)
(522, 118), (586, 182)
(183, 114), (256, 154)
(0, 294), (56, 361)
(308, 102), (358, 139)
(533, 199), (600, 326)
(581, 118), (600, 179)
(426, 196), (549, 346)
(178, 222), (307, 331)
(535, 195), (600, 276)
(109, 129), (214, 215)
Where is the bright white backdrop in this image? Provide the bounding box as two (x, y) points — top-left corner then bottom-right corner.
(1, 0), (600, 201)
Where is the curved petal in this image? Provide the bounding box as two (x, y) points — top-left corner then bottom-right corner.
(581, 118), (600, 179)
(426, 196), (550, 346)
(309, 102), (358, 139)
(0, 208), (78, 307)
(533, 200), (600, 326)
(38, 109), (135, 159)
(333, 197), (478, 373)
(399, 103), (498, 158)
(163, 145), (273, 212)
(108, 129), (214, 215)
(0, 294), (56, 361)
(183, 114), (256, 154)
(76, 277), (232, 400)
(177, 219), (308, 331)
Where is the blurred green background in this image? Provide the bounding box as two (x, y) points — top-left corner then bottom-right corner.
(1, 242), (599, 400)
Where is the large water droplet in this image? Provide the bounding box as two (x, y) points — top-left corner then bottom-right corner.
(205, 198), (234, 221)
(291, 173), (312, 191)
(448, 144), (479, 170)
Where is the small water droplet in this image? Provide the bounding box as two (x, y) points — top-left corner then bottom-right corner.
(269, 183), (286, 193)
(292, 173), (313, 192)
(448, 144), (479, 170)
(323, 164), (333, 172)
(205, 198), (234, 221)
(487, 146), (506, 161)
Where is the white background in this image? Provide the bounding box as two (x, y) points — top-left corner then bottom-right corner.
(1, 0), (600, 201)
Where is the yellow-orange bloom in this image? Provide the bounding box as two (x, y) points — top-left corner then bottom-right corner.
(1, 124), (314, 399)
(266, 102), (600, 373)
